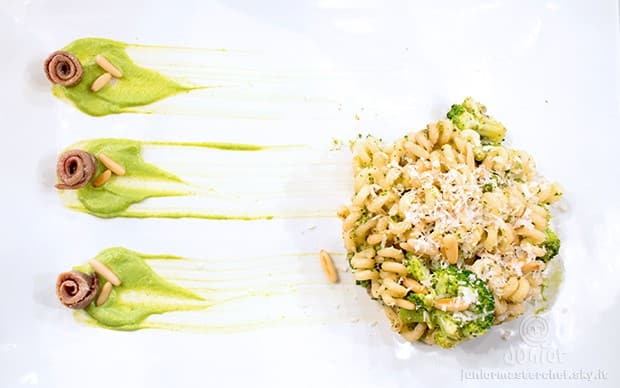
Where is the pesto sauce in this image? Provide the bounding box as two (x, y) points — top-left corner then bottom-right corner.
(72, 138), (187, 218)
(52, 38), (199, 116)
(61, 138), (279, 219)
(75, 247), (206, 331)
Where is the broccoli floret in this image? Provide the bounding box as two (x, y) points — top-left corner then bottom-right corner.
(446, 103), (466, 118)
(433, 310), (460, 338)
(429, 266), (495, 348)
(404, 254), (430, 282)
(432, 266), (463, 297)
(433, 330), (459, 348)
(446, 97), (507, 145)
(397, 265), (495, 348)
(447, 104), (478, 131)
(539, 228), (560, 262)
(402, 290), (435, 328)
(406, 291), (435, 310)
(399, 307), (430, 324)
(399, 266), (494, 347)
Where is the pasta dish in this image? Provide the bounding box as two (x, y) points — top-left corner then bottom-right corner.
(339, 98), (562, 348)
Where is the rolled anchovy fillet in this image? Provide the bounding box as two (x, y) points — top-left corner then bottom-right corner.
(56, 271), (99, 309)
(55, 150), (97, 190)
(44, 51), (83, 87)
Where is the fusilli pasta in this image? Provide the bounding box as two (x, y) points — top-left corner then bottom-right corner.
(340, 98), (563, 348)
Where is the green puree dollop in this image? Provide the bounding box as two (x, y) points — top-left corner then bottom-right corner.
(75, 247), (205, 330)
(52, 38), (196, 116)
(61, 138), (281, 219)
(72, 138), (187, 217)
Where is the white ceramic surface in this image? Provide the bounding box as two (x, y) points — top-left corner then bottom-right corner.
(0, 0), (619, 387)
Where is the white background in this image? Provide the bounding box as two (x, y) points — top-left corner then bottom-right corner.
(0, 0), (619, 387)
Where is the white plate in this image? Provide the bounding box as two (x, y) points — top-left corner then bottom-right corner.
(1, 0), (619, 387)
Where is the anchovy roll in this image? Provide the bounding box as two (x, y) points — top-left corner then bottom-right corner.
(55, 150), (97, 190)
(56, 271), (99, 309)
(44, 51), (83, 87)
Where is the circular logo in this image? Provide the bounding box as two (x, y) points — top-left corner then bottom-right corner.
(519, 315), (549, 346)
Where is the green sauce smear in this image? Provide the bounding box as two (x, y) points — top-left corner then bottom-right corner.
(52, 38), (199, 116)
(72, 138), (187, 218)
(62, 138), (278, 219)
(75, 247), (206, 331)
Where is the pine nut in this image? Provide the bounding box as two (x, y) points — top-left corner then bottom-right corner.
(97, 153), (126, 176)
(95, 54), (123, 78)
(89, 259), (121, 286)
(319, 250), (338, 283)
(91, 72), (112, 92)
(433, 297), (470, 312)
(96, 282), (113, 306)
(402, 277), (427, 294)
(441, 234), (458, 264)
(93, 169), (112, 187)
